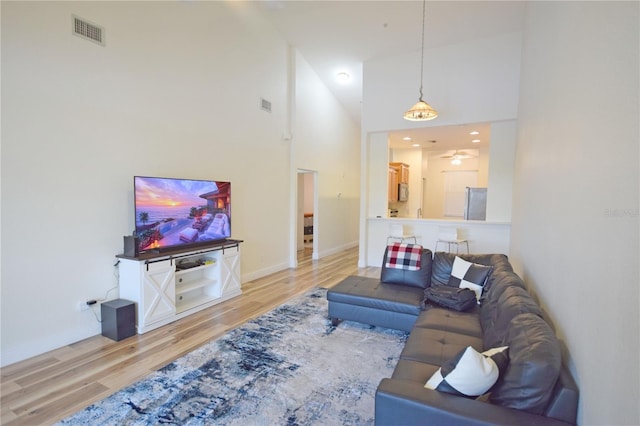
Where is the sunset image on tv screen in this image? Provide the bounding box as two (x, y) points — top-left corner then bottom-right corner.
(134, 176), (231, 252)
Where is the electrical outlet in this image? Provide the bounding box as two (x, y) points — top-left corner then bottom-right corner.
(77, 300), (90, 312)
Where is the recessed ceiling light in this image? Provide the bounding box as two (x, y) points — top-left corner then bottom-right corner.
(412, 143), (420, 147)
(471, 139), (481, 143)
(403, 137), (412, 141)
(336, 72), (351, 84)
(469, 131), (479, 135)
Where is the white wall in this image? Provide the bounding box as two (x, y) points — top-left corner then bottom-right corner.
(293, 52), (360, 258)
(366, 132), (390, 219)
(510, 2), (639, 424)
(1, 2), (357, 366)
(486, 120), (517, 221)
(303, 173), (314, 214)
(363, 32), (522, 133)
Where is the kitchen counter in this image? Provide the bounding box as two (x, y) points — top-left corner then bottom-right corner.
(369, 216), (511, 225)
(360, 217), (511, 267)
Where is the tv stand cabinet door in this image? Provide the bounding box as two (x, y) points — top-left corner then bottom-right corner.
(141, 261), (176, 327)
(119, 258), (176, 333)
(220, 246), (241, 296)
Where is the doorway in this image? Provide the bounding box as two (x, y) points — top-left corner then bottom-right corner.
(297, 170), (318, 261)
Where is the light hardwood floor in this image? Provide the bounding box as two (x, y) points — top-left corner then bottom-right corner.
(1, 246), (379, 425)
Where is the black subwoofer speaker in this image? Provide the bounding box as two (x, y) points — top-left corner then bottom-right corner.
(101, 299), (136, 341)
(123, 235), (139, 257)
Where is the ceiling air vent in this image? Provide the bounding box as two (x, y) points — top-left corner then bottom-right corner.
(72, 15), (105, 46)
(261, 98), (272, 113)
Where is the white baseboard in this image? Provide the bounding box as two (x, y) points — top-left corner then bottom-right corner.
(316, 240), (358, 259)
(241, 260), (289, 283)
(1, 325), (99, 368)
(240, 240), (358, 282)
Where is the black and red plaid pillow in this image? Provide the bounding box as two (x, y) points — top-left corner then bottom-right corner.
(385, 243), (423, 271)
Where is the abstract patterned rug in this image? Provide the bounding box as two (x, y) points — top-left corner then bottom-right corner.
(58, 288), (408, 425)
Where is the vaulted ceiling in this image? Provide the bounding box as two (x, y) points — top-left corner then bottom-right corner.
(256, 0), (526, 129)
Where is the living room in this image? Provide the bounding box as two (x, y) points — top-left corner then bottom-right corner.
(1, 1), (638, 425)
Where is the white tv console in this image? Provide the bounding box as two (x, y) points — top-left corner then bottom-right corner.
(117, 240), (242, 334)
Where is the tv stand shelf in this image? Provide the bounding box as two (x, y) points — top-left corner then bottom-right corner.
(117, 240), (242, 334)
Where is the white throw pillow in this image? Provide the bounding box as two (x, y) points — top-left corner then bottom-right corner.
(424, 346), (509, 397)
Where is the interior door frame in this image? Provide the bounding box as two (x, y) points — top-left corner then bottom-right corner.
(292, 169), (318, 266)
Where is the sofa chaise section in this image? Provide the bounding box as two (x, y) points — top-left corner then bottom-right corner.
(327, 247), (432, 332)
(327, 275), (424, 332)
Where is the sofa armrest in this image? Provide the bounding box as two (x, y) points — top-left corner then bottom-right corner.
(375, 379), (574, 426)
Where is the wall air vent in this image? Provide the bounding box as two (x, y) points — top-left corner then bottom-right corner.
(261, 98), (272, 113)
(72, 15), (105, 46)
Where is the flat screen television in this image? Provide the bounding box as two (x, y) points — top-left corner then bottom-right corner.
(134, 176), (231, 254)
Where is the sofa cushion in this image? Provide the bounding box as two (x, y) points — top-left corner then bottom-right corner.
(381, 247), (433, 289)
(479, 271), (527, 332)
(424, 346), (509, 397)
(400, 327), (483, 366)
(414, 306), (482, 338)
(431, 251), (456, 287)
(327, 275), (423, 316)
(490, 313), (562, 415)
(447, 256), (492, 301)
(482, 286), (543, 349)
(391, 359), (440, 383)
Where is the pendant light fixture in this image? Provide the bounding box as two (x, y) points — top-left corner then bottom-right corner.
(403, 0), (438, 121)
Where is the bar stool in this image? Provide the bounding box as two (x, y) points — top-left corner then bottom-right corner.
(434, 226), (469, 253)
(387, 223), (417, 244)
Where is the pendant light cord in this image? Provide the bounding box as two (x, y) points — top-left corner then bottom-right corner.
(419, 0), (426, 101)
(403, 0), (438, 121)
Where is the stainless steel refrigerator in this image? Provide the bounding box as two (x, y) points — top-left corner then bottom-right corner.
(464, 187), (487, 220)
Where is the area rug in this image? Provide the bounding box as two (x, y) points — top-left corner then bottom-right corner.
(58, 288), (408, 425)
